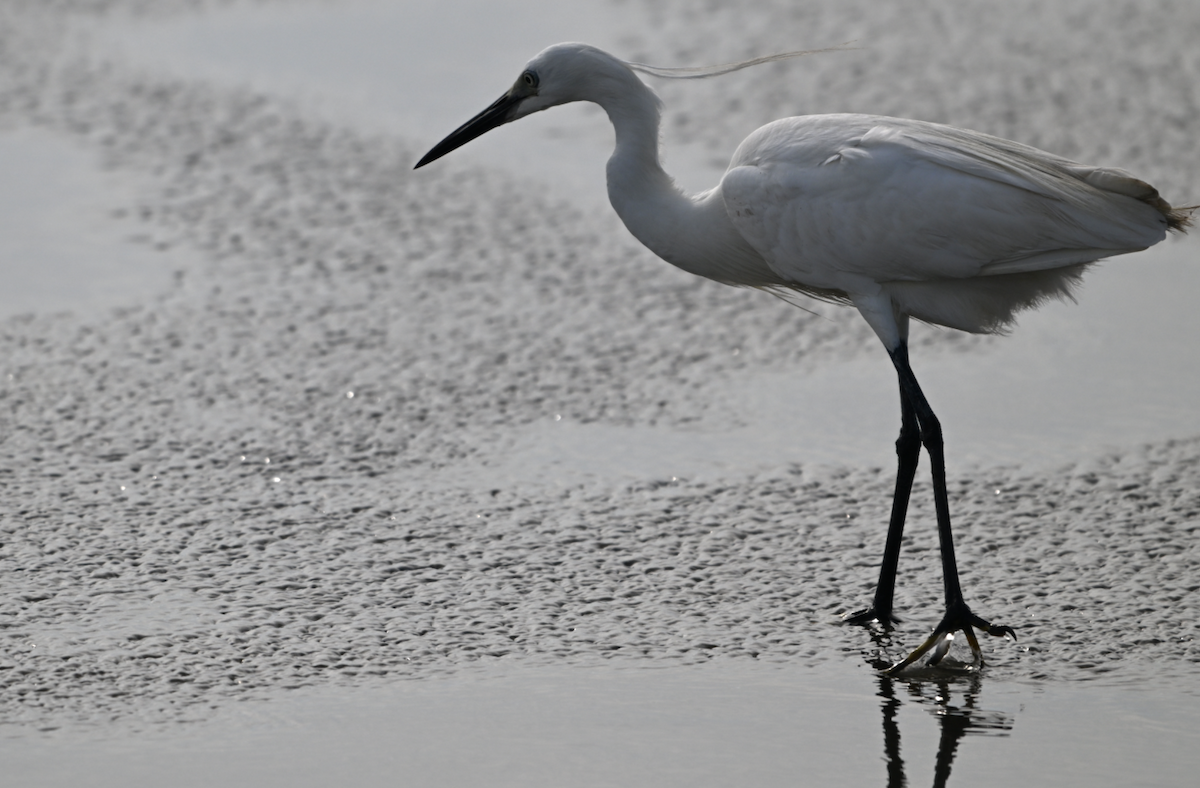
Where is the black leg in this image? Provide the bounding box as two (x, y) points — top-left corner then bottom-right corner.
(845, 366), (920, 626)
(884, 344), (1015, 673)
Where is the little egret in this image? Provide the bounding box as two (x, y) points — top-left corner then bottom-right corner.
(414, 42), (1193, 672)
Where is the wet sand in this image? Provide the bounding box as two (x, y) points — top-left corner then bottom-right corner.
(1, 1), (1198, 785)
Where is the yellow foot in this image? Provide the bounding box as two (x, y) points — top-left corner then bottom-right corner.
(885, 607), (1015, 675)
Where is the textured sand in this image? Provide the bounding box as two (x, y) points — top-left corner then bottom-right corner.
(1, 0), (1198, 731)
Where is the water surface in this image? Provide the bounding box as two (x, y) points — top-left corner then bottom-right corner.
(7, 659), (1198, 788)
(5, 4), (1197, 787)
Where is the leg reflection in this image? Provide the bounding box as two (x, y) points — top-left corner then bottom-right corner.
(876, 674), (906, 788)
(876, 671), (1015, 788)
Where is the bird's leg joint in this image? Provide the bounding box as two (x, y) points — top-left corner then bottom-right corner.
(917, 415), (943, 456)
(895, 422), (920, 457)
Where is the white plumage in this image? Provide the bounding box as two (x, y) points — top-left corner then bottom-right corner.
(723, 116), (1170, 334)
(415, 42), (1192, 672)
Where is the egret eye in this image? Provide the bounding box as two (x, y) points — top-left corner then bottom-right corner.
(521, 71), (539, 89)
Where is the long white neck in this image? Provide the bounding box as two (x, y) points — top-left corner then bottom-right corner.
(593, 67), (777, 287)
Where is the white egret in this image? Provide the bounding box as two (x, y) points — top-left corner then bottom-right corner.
(414, 42), (1194, 672)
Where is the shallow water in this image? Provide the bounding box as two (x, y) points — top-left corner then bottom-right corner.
(0, 129), (195, 318)
(7, 659), (1199, 788)
(4, 2), (1199, 786)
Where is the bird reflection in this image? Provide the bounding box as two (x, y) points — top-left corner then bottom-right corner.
(868, 633), (1015, 787)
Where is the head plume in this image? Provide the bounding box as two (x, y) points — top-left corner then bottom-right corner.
(622, 42), (856, 80)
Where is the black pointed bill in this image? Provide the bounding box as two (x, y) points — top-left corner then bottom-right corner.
(414, 91), (524, 169)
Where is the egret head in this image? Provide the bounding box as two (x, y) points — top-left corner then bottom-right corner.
(413, 42), (851, 169)
(413, 43), (638, 169)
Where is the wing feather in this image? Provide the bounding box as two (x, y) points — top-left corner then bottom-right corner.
(721, 115), (1169, 292)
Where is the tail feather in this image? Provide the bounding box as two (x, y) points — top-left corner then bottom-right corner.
(1162, 202), (1196, 232)
(1068, 165), (1193, 232)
